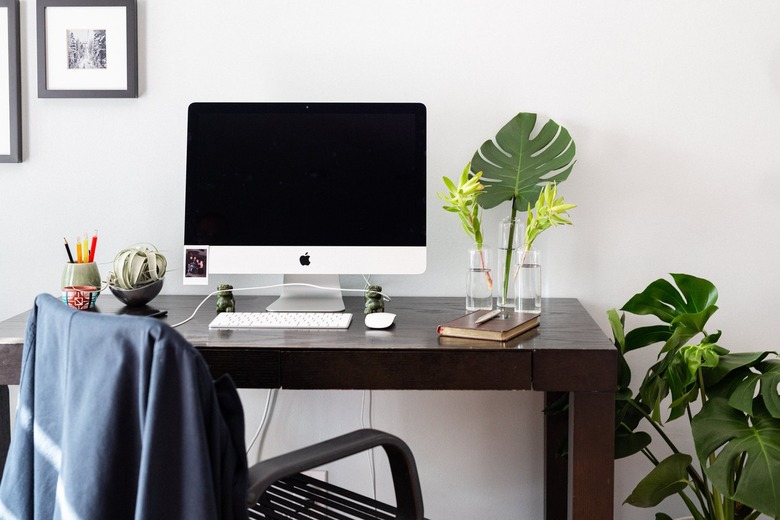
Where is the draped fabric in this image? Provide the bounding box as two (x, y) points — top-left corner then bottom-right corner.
(0, 294), (248, 520)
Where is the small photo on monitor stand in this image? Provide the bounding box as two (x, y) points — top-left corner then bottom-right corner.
(183, 246), (209, 285)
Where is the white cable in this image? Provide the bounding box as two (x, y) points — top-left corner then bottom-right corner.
(246, 388), (276, 456)
(170, 282), (391, 328)
(361, 389), (377, 501)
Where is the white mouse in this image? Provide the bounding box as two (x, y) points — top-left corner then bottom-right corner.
(364, 312), (396, 329)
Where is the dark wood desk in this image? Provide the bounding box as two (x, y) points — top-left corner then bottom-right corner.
(0, 295), (616, 520)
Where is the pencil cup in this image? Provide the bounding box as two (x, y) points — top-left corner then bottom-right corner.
(61, 285), (100, 310)
(61, 262), (101, 292)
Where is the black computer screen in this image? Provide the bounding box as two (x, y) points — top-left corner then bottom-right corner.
(184, 102), (427, 248)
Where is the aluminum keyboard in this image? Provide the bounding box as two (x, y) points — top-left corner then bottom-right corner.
(208, 311), (353, 330)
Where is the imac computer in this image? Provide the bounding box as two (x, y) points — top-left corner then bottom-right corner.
(183, 102), (427, 312)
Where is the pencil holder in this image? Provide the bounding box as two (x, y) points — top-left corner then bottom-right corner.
(61, 285), (100, 310)
(61, 262), (101, 291)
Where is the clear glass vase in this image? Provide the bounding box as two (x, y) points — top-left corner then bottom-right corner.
(466, 246), (493, 312)
(516, 249), (541, 313)
(496, 217), (522, 317)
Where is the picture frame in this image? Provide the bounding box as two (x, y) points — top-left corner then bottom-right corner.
(37, 0), (137, 98)
(0, 0), (21, 163)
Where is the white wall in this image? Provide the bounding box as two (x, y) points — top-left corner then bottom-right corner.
(2, 1), (779, 518)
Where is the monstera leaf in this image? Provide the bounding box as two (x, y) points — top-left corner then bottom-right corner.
(621, 273), (719, 354)
(624, 453), (692, 508)
(470, 112), (576, 211)
(692, 397), (780, 518)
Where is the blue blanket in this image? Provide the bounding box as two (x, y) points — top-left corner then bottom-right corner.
(0, 294), (248, 519)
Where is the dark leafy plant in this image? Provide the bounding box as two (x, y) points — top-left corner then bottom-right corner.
(611, 273), (780, 520)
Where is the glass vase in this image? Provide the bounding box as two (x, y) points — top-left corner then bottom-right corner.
(466, 246), (493, 312)
(496, 217), (522, 317)
(516, 249), (541, 313)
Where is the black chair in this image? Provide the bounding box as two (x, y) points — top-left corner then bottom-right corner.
(0, 294), (425, 520)
(247, 429), (424, 519)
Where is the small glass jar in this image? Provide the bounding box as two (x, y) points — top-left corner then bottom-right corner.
(516, 249), (541, 313)
(496, 217), (522, 316)
(466, 246), (493, 312)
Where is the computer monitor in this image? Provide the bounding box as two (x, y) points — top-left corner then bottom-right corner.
(183, 102), (427, 312)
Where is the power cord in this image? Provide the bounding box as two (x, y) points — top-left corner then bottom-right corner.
(172, 280), (392, 461)
(169, 282), (391, 328)
(361, 389), (378, 502)
(246, 388), (277, 456)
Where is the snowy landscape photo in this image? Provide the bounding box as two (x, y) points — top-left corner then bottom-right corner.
(67, 29), (106, 69)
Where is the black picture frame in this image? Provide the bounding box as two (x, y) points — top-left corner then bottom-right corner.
(0, 0), (21, 162)
(37, 0), (138, 98)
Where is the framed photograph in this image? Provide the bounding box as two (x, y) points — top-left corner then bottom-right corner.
(37, 0), (137, 98)
(0, 0), (21, 162)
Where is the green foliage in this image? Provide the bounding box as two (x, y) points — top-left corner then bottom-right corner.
(469, 112), (576, 212)
(692, 398), (780, 517)
(437, 163), (487, 248)
(625, 453), (693, 508)
(523, 181), (576, 253)
(613, 273), (780, 520)
(464, 112), (577, 305)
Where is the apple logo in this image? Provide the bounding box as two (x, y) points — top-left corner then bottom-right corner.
(299, 252), (311, 266)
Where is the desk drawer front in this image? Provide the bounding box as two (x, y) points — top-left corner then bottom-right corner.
(281, 350), (533, 390)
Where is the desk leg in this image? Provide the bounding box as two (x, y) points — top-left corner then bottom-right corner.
(568, 391), (614, 520)
(544, 391), (568, 520)
(0, 385), (8, 477)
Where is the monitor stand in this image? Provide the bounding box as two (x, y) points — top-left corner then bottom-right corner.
(266, 274), (346, 312)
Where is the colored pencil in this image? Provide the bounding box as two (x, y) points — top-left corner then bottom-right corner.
(89, 231), (98, 263)
(63, 238), (74, 263)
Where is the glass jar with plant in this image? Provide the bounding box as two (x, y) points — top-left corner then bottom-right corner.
(515, 182), (576, 312)
(437, 162), (489, 265)
(608, 273), (780, 520)
(469, 112), (577, 312)
(437, 163), (493, 309)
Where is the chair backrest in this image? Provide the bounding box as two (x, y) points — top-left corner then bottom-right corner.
(0, 294), (249, 520)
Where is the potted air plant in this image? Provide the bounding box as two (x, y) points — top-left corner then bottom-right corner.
(107, 244), (167, 306)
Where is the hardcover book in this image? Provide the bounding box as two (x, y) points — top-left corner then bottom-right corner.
(437, 310), (540, 342)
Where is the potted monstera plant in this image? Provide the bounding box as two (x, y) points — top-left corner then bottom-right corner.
(610, 273), (780, 520)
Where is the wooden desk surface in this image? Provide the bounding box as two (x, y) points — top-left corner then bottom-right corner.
(0, 295), (615, 392)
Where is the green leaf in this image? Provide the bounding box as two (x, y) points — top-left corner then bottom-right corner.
(670, 272), (718, 312)
(470, 113), (576, 212)
(759, 359), (780, 418)
(624, 325), (673, 353)
(624, 453), (692, 508)
(692, 397), (780, 518)
(615, 430), (652, 459)
(621, 274), (718, 328)
(706, 352), (769, 388)
(641, 373), (670, 423)
(607, 309), (625, 353)
(622, 279), (686, 322)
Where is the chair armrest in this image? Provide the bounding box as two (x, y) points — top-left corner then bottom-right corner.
(246, 428), (424, 519)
